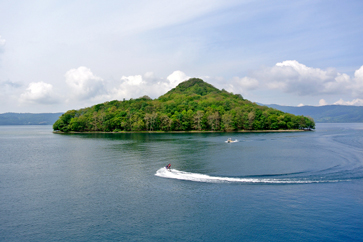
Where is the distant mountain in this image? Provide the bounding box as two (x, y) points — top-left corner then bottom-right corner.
(263, 104), (363, 123)
(0, 112), (64, 125)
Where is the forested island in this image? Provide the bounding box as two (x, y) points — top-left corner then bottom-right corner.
(53, 78), (315, 132)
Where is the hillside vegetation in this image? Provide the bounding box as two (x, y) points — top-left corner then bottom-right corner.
(53, 78), (315, 132)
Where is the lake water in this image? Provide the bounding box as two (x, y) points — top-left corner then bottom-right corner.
(1, 124), (363, 241)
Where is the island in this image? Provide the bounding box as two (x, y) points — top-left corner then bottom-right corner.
(53, 78), (315, 132)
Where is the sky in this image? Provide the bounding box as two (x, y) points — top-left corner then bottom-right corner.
(1, 0), (363, 113)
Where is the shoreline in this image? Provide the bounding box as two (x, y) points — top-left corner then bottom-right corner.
(53, 129), (310, 134)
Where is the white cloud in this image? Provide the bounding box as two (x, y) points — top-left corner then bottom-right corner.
(0, 35), (5, 46)
(105, 70), (190, 101)
(226, 76), (259, 96)
(229, 61), (363, 99)
(20, 82), (58, 104)
(352, 65), (363, 97)
(355, 65), (363, 79)
(297, 103), (305, 107)
(259, 60), (349, 95)
(167, 70), (190, 88)
(0, 35), (5, 54)
(319, 99), (328, 106)
(120, 75), (145, 86)
(65, 66), (105, 100)
(232, 76), (259, 91)
(334, 98), (363, 106)
(108, 74), (148, 100)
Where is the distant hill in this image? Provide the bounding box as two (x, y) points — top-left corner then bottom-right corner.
(0, 113), (64, 125)
(263, 104), (363, 123)
(53, 78), (314, 132)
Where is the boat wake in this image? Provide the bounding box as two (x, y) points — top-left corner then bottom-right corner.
(225, 139), (238, 143)
(155, 167), (342, 184)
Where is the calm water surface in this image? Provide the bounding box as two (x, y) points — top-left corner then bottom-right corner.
(1, 124), (363, 241)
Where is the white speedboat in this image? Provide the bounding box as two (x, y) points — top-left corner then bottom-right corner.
(225, 138), (238, 143)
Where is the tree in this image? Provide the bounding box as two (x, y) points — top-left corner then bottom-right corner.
(306, 116), (315, 129)
(194, 110), (204, 130)
(132, 116), (145, 131)
(208, 112), (220, 131)
(159, 114), (171, 131)
(222, 112), (233, 131)
(247, 111), (255, 130)
(53, 119), (65, 131)
(144, 113), (152, 131)
(268, 114), (278, 130)
(91, 112), (100, 131)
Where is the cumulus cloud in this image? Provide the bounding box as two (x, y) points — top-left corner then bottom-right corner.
(254, 60), (351, 95)
(352, 65), (363, 97)
(167, 70), (190, 87)
(0, 35), (5, 53)
(334, 98), (363, 106)
(319, 99), (328, 106)
(0, 35), (5, 46)
(107, 74), (149, 100)
(20, 82), (59, 104)
(229, 61), (363, 100)
(106, 70), (190, 100)
(230, 76), (259, 94)
(355, 65), (363, 79)
(120, 74), (145, 86)
(65, 66), (105, 100)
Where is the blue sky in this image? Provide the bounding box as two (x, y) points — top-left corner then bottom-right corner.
(1, 0), (363, 113)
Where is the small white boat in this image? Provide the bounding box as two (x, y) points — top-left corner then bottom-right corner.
(225, 138), (238, 143)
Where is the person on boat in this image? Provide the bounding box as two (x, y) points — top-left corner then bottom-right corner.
(166, 164), (171, 170)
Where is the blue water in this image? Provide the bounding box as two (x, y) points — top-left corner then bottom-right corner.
(1, 124), (363, 241)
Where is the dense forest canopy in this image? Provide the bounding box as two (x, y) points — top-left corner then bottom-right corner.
(53, 78), (315, 132)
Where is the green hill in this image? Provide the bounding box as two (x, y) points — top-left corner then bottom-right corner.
(53, 78), (315, 132)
